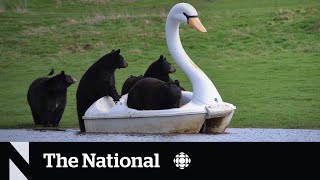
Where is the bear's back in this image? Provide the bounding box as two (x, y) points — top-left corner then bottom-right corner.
(28, 77), (49, 96)
(77, 61), (104, 92)
(27, 77), (50, 112)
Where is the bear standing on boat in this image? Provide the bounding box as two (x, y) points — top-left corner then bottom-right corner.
(76, 49), (128, 132)
(27, 69), (76, 127)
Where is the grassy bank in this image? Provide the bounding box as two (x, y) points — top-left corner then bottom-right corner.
(0, 0), (319, 129)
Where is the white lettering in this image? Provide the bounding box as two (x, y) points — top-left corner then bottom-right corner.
(106, 154), (113, 168)
(56, 153), (68, 168)
(114, 153), (119, 168)
(143, 157), (153, 168)
(43, 153), (160, 169)
(96, 157), (106, 168)
(68, 157), (78, 168)
(82, 153), (96, 168)
(131, 157), (143, 168)
(154, 153), (160, 168)
(43, 153), (56, 168)
(119, 157), (131, 168)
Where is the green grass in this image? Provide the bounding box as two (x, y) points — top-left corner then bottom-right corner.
(0, 0), (319, 129)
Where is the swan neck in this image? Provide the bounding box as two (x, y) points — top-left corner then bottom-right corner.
(166, 17), (223, 105)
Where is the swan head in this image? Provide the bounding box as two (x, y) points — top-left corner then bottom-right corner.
(168, 3), (207, 32)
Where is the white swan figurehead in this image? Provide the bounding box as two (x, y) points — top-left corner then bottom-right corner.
(166, 3), (223, 105)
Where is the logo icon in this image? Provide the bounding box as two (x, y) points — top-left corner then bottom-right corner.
(173, 152), (191, 169)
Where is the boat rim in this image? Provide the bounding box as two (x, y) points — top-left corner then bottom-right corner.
(83, 111), (206, 120)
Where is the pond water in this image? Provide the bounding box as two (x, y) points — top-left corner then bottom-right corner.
(1, 128), (319, 142)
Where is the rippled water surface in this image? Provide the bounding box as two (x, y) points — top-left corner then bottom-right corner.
(1, 128), (319, 142)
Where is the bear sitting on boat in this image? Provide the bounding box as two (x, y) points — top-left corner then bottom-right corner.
(127, 77), (182, 110)
(121, 75), (143, 96)
(121, 55), (184, 96)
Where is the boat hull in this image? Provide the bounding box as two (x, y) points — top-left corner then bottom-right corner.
(84, 113), (206, 133)
(83, 92), (236, 133)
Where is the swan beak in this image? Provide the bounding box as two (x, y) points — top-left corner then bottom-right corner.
(188, 17), (207, 32)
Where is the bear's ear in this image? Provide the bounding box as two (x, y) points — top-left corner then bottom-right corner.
(174, 80), (180, 86)
(159, 55), (164, 61)
(60, 71), (65, 75)
(47, 68), (54, 76)
(115, 49), (120, 55)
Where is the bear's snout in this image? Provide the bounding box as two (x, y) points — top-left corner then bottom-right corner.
(169, 66), (176, 73)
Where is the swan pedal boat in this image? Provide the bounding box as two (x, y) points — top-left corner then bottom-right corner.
(83, 3), (236, 133)
(84, 93), (235, 133)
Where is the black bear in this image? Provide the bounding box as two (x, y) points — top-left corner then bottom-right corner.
(127, 77), (182, 110)
(121, 75), (143, 96)
(143, 55), (176, 82)
(27, 70), (76, 127)
(76, 49), (128, 132)
(121, 55), (181, 95)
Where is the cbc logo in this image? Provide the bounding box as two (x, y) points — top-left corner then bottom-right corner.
(173, 152), (191, 169)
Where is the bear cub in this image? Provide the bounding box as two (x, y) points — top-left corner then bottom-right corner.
(127, 77), (182, 110)
(76, 49), (128, 132)
(121, 75), (143, 96)
(143, 55), (176, 82)
(27, 69), (76, 127)
(121, 55), (179, 95)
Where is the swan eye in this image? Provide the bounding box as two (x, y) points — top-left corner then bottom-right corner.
(183, 12), (198, 20)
